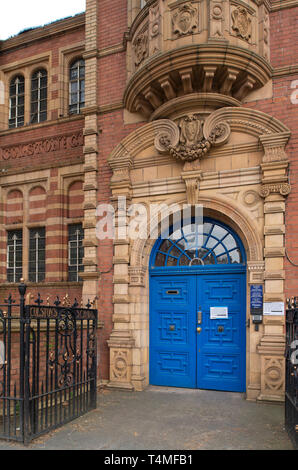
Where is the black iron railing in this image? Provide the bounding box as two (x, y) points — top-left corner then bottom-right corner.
(285, 298), (298, 450)
(0, 282), (97, 444)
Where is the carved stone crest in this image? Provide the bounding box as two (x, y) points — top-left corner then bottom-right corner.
(133, 29), (149, 66)
(231, 7), (252, 42)
(155, 115), (231, 162)
(172, 4), (198, 38)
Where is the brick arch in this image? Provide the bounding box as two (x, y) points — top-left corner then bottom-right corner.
(130, 194), (263, 272)
(6, 189), (23, 225)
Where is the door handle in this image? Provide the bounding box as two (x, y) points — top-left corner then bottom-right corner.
(198, 309), (202, 324)
(197, 327), (202, 333)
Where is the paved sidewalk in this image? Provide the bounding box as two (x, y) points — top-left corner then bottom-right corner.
(0, 386), (293, 450)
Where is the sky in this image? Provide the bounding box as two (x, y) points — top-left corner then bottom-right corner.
(0, 1), (86, 40)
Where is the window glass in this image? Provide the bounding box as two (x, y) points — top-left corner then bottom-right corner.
(153, 221), (243, 267)
(69, 60), (85, 114)
(29, 228), (46, 283)
(9, 76), (25, 129)
(30, 69), (47, 124)
(68, 224), (84, 281)
(7, 230), (23, 282)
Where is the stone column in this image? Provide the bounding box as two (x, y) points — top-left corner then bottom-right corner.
(80, 0), (100, 302)
(107, 159), (136, 391)
(257, 132), (291, 402)
(246, 260), (265, 401)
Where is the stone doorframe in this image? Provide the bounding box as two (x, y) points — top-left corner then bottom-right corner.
(107, 106), (291, 402)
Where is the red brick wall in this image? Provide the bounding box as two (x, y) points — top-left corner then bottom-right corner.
(0, 22), (86, 298)
(243, 6), (298, 298)
(96, 0), (146, 380)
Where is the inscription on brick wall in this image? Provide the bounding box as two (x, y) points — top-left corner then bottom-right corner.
(0, 132), (84, 161)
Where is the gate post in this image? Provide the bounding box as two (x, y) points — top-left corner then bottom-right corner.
(18, 280), (29, 444)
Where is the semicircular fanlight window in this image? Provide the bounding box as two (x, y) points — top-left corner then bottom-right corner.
(153, 221), (244, 267)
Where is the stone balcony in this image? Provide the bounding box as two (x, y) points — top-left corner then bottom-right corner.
(124, 0), (272, 119)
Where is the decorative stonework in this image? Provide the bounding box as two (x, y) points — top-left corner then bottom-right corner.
(129, 266), (146, 287)
(181, 171), (202, 205)
(172, 4), (199, 38)
(149, 4), (160, 39)
(263, 357), (285, 394)
(210, 1), (224, 38)
(133, 28), (149, 66)
(154, 115), (230, 162)
(231, 6), (252, 42)
(262, 12), (270, 61)
(260, 183), (291, 198)
(111, 350), (129, 381)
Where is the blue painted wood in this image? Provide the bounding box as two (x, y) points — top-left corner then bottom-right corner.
(149, 218), (247, 392)
(149, 273), (246, 392)
(196, 273), (246, 392)
(149, 275), (197, 388)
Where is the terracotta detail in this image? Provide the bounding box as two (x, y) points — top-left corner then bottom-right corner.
(231, 6), (252, 42)
(133, 28), (149, 67)
(154, 114), (230, 162)
(260, 183), (291, 198)
(172, 4), (199, 38)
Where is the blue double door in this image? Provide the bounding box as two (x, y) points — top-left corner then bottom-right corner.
(149, 272), (246, 392)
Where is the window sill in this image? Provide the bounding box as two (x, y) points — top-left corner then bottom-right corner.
(0, 114), (84, 137)
(0, 281), (83, 288)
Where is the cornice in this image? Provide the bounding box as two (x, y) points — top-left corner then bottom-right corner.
(124, 43), (273, 116)
(0, 13), (85, 53)
(273, 64), (298, 78)
(270, 0), (298, 11)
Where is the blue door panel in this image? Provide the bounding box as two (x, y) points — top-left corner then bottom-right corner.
(150, 273), (246, 392)
(150, 276), (196, 388)
(196, 274), (246, 392)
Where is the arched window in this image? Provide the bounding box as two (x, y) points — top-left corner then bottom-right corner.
(9, 75), (25, 128)
(152, 219), (245, 267)
(69, 59), (85, 114)
(30, 69), (47, 124)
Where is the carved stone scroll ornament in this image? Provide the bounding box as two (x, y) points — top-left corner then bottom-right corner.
(154, 115), (231, 162)
(231, 7), (252, 42)
(172, 4), (198, 38)
(260, 183), (291, 198)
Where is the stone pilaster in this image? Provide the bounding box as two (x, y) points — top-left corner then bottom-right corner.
(107, 162), (136, 389)
(81, 0), (100, 302)
(257, 133), (291, 402)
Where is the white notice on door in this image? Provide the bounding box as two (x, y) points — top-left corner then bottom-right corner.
(210, 307), (228, 319)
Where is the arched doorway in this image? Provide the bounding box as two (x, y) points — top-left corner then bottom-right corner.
(149, 217), (247, 392)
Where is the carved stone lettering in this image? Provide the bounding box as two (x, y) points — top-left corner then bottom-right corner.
(0, 132), (84, 161)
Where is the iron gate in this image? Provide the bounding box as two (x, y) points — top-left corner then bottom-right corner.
(285, 298), (298, 449)
(0, 281), (97, 444)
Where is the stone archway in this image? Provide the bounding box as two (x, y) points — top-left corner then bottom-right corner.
(107, 106), (291, 401)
